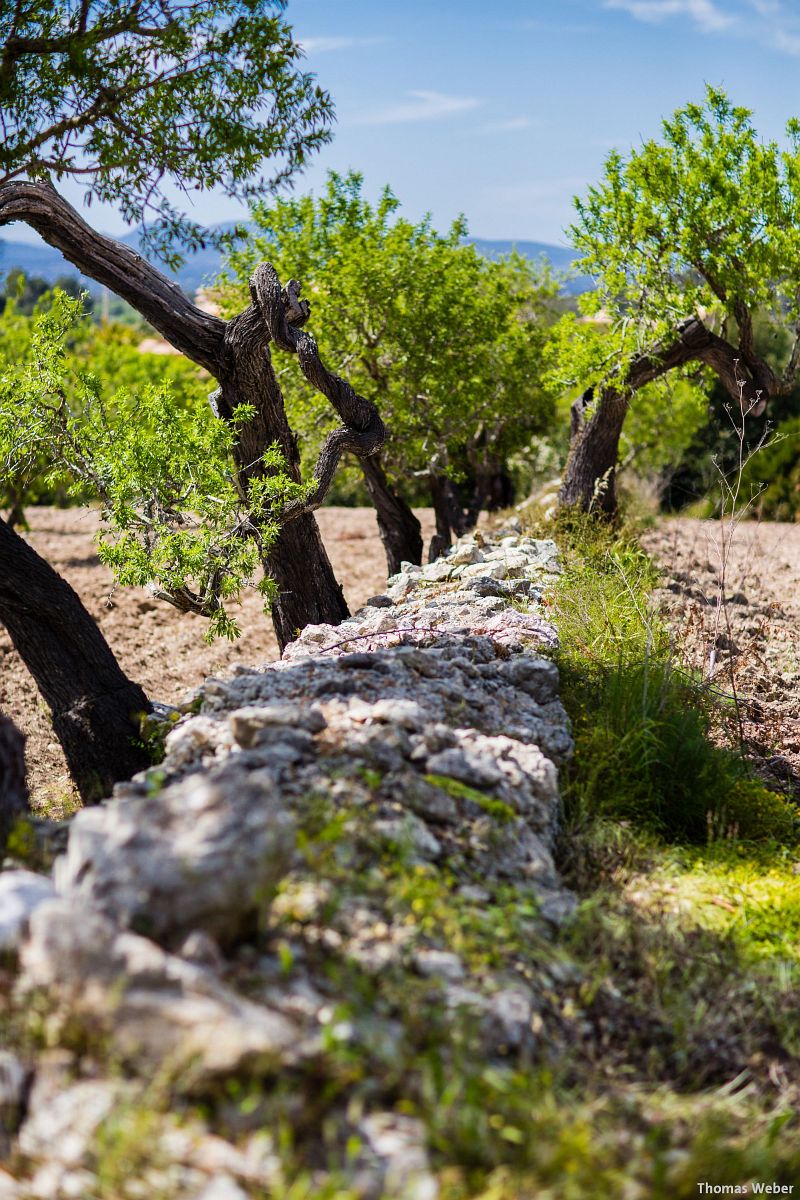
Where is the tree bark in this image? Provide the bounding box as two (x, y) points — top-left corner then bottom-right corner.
(465, 460), (515, 528)
(0, 180), (355, 645)
(558, 316), (773, 515)
(0, 712), (29, 857)
(0, 179), (226, 372)
(213, 304), (349, 646)
(0, 518), (151, 803)
(559, 387), (628, 515)
(360, 455), (423, 575)
(428, 472), (471, 561)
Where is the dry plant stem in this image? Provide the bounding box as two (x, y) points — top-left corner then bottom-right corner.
(708, 363), (772, 751)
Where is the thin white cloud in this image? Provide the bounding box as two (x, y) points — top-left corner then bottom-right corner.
(300, 36), (386, 55)
(770, 27), (800, 54)
(478, 116), (536, 134)
(352, 90), (482, 126)
(602, 0), (800, 56)
(748, 0), (800, 55)
(603, 0), (734, 33)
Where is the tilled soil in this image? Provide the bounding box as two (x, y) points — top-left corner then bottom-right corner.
(641, 518), (800, 800)
(0, 506), (435, 814)
(5, 509), (798, 813)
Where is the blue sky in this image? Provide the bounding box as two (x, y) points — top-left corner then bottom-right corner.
(11, 0), (800, 248)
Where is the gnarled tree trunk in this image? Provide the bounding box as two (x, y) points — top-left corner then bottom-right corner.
(0, 184), (391, 796)
(559, 387), (628, 515)
(215, 302), (350, 645)
(428, 472), (472, 562)
(557, 316), (773, 516)
(0, 711), (29, 856)
(0, 518), (151, 802)
(464, 458), (515, 529)
(0, 181), (355, 648)
(360, 455), (423, 575)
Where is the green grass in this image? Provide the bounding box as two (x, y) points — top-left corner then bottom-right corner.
(545, 511), (798, 845)
(13, 511), (800, 1199)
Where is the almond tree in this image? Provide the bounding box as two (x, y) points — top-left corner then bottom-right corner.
(558, 87), (800, 514)
(222, 171), (556, 570)
(0, 1), (383, 799)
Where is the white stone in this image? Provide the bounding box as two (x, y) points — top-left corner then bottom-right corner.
(413, 950), (465, 982)
(54, 772), (295, 947)
(190, 1178), (249, 1200)
(370, 699), (425, 729)
(0, 870), (56, 953)
(0, 1051), (26, 1121)
(18, 1079), (120, 1167)
(420, 559), (454, 583)
(459, 561), (508, 581)
(358, 1113), (438, 1200)
(448, 543), (485, 566)
(20, 899), (304, 1084)
(0, 1170), (21, 1199)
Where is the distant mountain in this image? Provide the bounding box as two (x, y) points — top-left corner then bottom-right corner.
(466, 238), (590, 294)
(0, 227), (592, 299)
(468, 238), (576, 269)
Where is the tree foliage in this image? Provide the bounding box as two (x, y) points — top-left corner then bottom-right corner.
(219, 171), (557, 507)
(0, 285), (209, 516)
(1, 266), (92, 315)
(571, 86), (800, 376)
(0, 0), (334, 260)
(0, 293), (308, 638)
(557, 87), (800, 514)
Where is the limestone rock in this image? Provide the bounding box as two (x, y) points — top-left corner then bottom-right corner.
(189, 1178), (249, 1200)
(18, 1078), (122, 1168)
(54, 771), (295, 947)
(20, 899), (304, 1085)
(0, 870), (56, 954)
(0, 1171), (21, 1199)
(356, 1113), (438, 1200)
(5, 523), (577, 1193)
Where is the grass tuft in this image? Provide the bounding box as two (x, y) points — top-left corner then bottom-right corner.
(545, 512), (798, 847)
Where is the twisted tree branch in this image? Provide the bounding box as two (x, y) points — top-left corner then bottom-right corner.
(0, 179), (225, 374)
(624, 317), (769, 415)
(249, 263), (385, 522)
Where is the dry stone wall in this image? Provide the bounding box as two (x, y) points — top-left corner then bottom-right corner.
(1, 523), (575, 1200)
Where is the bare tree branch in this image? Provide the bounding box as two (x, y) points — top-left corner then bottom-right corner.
(249, 263), (385, 522)
(0, 179), (225, 373)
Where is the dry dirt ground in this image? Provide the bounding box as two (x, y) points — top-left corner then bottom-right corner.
(1, 506), (435, 814)
(641, 518), (800, 801)
(4, 509), (798, 814)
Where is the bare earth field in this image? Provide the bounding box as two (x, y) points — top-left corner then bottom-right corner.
(641, 518), (800, 801)
(0, 506), (435, 813)
(3, 509), (798, 813)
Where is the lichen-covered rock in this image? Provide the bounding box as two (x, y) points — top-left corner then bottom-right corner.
(20, 899), (305, 1085)
(0, 870), (55, 954)
(53, 771), (295, 947)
